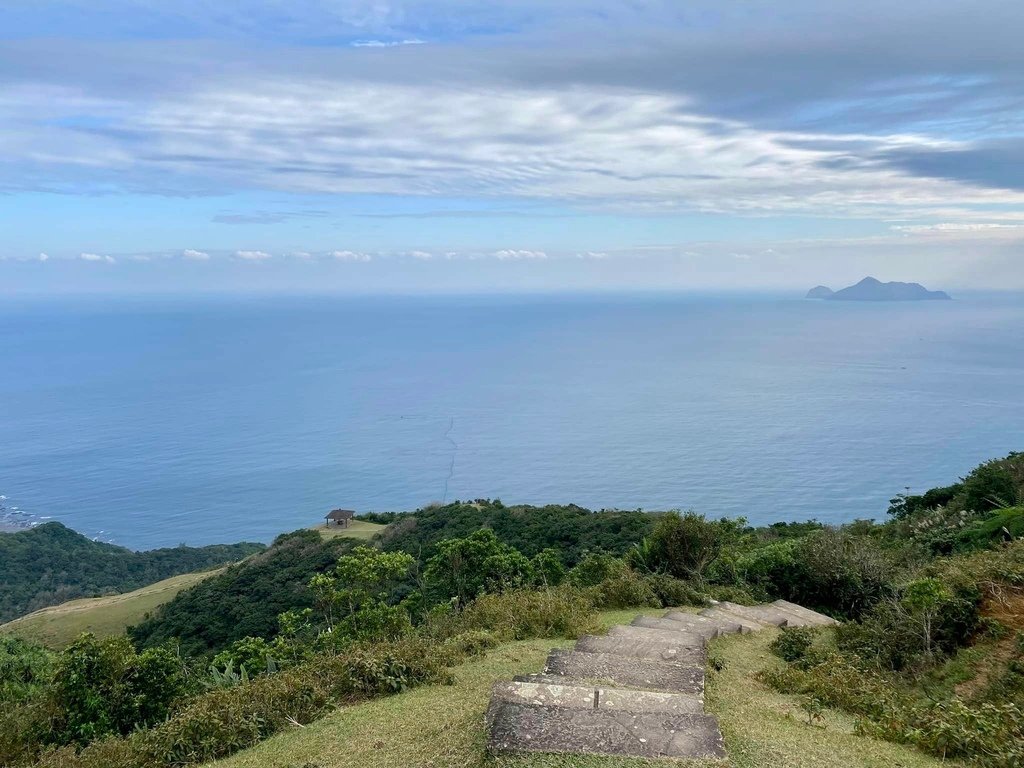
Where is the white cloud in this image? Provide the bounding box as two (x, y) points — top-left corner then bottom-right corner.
(183, 248), (210, 260)
(408, 250), (433, 260)
(330, 250), (372, 261)
(290, 251), (313, 260)
(495, 249), (547, 260)
(351, 39), (426, 48)
(80, 252), (115, 263)
(37, 252), (49, 262)
(8, 77), (1019, 222)
(891, 223), (1024, 234)
(234, 250), (272, 260)
(576, 251), (608, 259)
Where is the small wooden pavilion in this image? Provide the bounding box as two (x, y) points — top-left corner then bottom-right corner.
(325, 508), (355, 528)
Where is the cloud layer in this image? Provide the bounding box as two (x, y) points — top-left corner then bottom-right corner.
(1, 1), (1022, 289)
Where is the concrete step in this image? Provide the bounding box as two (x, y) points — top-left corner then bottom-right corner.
(716, 601), (790, 627)
(632, 615), (722, 639)
(487, 701), (727, 759)
(664, 610), (749, 635)
(491, 680), (704, 715)
(544, 649), (705, 694)
(771, 599), (840, 626)
(575, 634), (706, 665)
(698, 607), (767, 633)
(607, 624), (706, 647)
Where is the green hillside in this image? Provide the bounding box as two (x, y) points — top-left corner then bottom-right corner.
(0, 523), (265, 623)
(3, 453), (1022, 768)
(206, 612), (956, 768)
(0, 570), (221, 649)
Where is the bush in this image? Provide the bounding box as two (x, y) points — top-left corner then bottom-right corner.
(50, 635), (194, 745)
(635, 511), (742, 583)
(568, 551), (625, 588)
(642, 573), (707, 608)
(586, 570), (660, 610)
(0, 635), (53, 704)
(454, 586), (597, 640)
(763, 652), (1024, 767)
(836, 580), (980, 670)
(770, 626), (818, 664)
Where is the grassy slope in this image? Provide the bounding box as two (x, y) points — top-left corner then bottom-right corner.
(315, 520), (386, 542)
(1, 521), (385, 650)
(0, 569), (221, 649)
(206, 610), (958, 768)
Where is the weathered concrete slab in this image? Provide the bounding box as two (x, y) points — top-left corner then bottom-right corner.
(717, 601), (790, 627)
(699, 607), (767, 633)
(664, 610), (748, 635)
(575, 634), (706, 665)
(771, 599), (840, 626)
(545, 649), (705, 694)
(487, 701), (726, 759)
(633, 615), (721, 639)
(491, 681), (704, 715)
(607, 624), (706, 647)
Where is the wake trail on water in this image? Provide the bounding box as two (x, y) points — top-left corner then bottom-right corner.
(442, 417), (458, 504)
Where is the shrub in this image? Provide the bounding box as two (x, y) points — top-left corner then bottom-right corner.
(763, 652), (1024, 767)
(455, 586), (597, 640)
(586, 570), (660, 610)
(770, 626), (818, 664)
(0, 635), (53, 704)
(642, 573), (707, 608)
(50, 635), (194, 745)
(637, 511), (743, 583)
(705, 585), (758, 605)
(568, 551), (625, 588)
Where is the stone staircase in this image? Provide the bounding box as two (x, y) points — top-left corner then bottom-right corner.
(486, 599), (838, 761)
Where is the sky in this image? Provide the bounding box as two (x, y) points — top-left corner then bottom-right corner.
(1, 1), (1022, 294)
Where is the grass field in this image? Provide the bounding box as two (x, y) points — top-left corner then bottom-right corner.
(0, 569), (221, 649)
(205, 610), (958, 768)
(315, 520), (386, 541)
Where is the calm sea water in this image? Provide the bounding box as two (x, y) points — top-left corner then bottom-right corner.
(1, 292), (1022, 550)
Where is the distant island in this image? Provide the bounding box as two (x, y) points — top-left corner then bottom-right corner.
(806, 276), (952, 301)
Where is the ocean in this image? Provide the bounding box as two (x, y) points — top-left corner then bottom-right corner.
(1, 291), (1022, 550)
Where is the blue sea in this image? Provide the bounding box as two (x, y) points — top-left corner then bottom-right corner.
(1, 292), (1022, 550)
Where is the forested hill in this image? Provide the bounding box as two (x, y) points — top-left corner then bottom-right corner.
(375, 501), (657, 563)
(0, 522), (265, 623)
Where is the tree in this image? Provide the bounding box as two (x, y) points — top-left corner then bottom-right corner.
(642, 512), (741, 584)
(309, 546), (414, 640)
(902, 578), (952, 659)
(531, 548), (566, 587)
(423, 529), (534, 607)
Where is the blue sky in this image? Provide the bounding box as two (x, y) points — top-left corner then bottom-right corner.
(1, 1), (1022, 293)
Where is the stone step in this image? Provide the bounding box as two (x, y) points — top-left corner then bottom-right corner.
(607, 624), (706, 647)
(487, 701), (727, 759)
(716, 601), (790, 627)
(491, 680), (704, 715)
(544, 649), (705, 694)
(632, 615), (722, 639)
(575, 634), (706, 665)
(698, 607), (767, 633)
(664, 610), (749, 635)
(771, 599), (840, 626)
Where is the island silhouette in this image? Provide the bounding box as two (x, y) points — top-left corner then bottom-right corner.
(807, 277), (951, 301)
